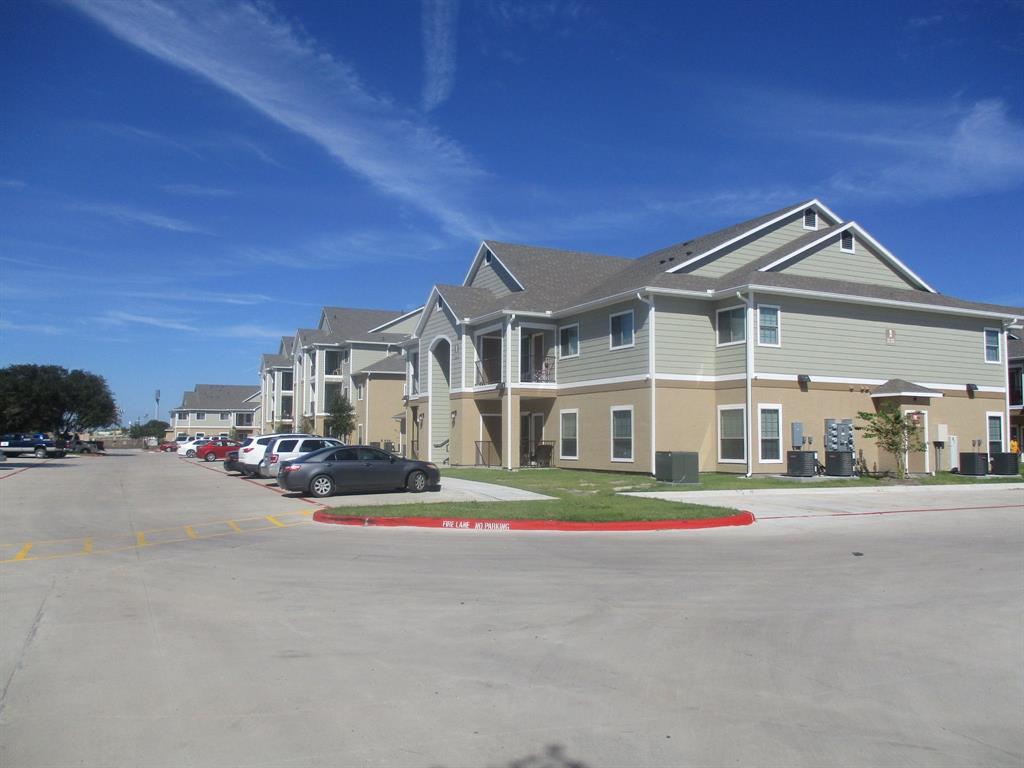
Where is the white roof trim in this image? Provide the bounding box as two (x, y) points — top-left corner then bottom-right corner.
(366, 306), (425, 334)
(870, 391), (944, 399)
(462, 242), (526, 291)
(665, 199), (844, 274)
(757, 222), (935, 293)
(411, 287), (462, 338)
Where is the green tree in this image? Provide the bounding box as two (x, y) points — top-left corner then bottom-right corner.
(856, 402), (925, 479)
(298, 415), (315, 434)
(129, 419), (170, 439)
(325, 394), (355, 441)
(0, 364), (118, 434)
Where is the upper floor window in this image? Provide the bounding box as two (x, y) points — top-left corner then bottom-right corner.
(984, 328), (1001, 363)
(717, 306), (746, 346)
(357, 382), (364, 400)
(178, 413), (188, 422)
(559, 324), (579, 358)
(803, 209), (817, 230)
(609, 311), (634, 350)
(1010, 366), (1022, 407)
(758, 306), (780, 346)
(195, 412), (206, 421)
(840, 230), (855, 253)
(219, 412), (229, 420)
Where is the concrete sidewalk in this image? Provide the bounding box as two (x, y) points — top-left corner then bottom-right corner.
(626, 482), (1024, 518)
(306, 476), (555, 507)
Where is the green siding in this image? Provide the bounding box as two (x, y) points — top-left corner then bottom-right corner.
(755, 296), (1006, 386)
(773, 234), (918, 289)
(429, 343), (452, 464)
(374, 310), (422, 335)
(419, 303), (460, 392)
(654, 297), (716, 376)
(556, 299), (649, 384)
(688, 212), (821, 278)
(469, 259), (519, 296)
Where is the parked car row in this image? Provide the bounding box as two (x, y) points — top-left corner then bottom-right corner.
(212, 431), (441, 498)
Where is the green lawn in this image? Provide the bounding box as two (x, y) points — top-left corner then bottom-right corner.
(322, 467), (737, 521)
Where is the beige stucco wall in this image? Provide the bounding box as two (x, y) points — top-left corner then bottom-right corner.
(355, 375), (404, 448)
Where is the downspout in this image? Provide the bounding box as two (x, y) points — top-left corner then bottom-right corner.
(365, 372), (371, 445)
(736, 290), (755, 478)
(506, 314), (516, 470)
(638, 292), (656, 475)
(1003, 319), (1019, 450)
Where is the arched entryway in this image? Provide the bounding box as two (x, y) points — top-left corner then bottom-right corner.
(429, 337), (452, 465)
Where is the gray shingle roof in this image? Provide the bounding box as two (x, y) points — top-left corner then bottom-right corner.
(354, 353), (405, 375)
(261, 353), (290, 368)
(436, 284), (506, 319)
(870, 379), (943, 398)
(279, 336), (294, 356)
(178, 384), (260, 411)
(1008, 334), (1023, 361)
(320, 306), (409, 344)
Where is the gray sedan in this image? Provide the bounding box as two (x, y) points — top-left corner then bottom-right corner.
(277, 445), (440, 498)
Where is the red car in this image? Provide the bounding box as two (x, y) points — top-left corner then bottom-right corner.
(158, 441), (179, 452)
(196, 439), (241, 462)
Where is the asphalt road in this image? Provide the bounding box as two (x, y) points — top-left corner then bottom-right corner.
(1, 452), (1022, 767)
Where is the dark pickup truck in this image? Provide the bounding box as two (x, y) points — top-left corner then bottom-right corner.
(0, 433), (68, 458)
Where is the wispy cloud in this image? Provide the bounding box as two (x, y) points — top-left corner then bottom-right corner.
(98, 310), (291, 338)
(161, 183), (234, 197)
(421, 0), (459, 111)
(237, 227), (451, 269)
(0, 178), (26, 190)
(0, 319), (63, 335)
(94, 122), (202, 157)
(71, 201), (207, 233)
(70, 0), (492, 238)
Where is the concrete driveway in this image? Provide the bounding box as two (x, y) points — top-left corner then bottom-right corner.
(2, 452), (1022, 767)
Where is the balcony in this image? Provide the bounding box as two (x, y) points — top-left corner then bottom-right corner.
(520, 356), (555, 384)
(404, 379), (421, 398)
(1010, 366), (1022, 408)
(475, 357), (503, 386)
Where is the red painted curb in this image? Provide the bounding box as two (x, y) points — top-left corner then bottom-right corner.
(312, 510), (756, 532)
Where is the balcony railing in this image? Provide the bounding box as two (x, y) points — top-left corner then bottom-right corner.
(475, 441), (501, 467)
(476, 357), (503, 386)
(521, 356), (556, 384)
(520, 440), (555, 467)
(404, 379), (421, 398)
(1010, 367), (1022, 408)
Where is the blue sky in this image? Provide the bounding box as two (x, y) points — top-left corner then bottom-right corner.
(2, 0), (1022, 424)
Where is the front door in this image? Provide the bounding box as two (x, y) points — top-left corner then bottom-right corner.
(904, 410), (929, 475)
(520, 413), (531, 465)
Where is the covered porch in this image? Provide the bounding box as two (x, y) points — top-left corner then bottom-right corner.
(472, 394), (556, 469)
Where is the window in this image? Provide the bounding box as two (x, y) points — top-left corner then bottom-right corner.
(329, 448), (358, 462)
(803, 209), (817, 230)
(281, 371), (293, 390)
(357, 382), (364, 400)
(219, 412), (229, 420)
(560, 410), (578, 460)
(841, 230), (855, 253)
(987, 414), (1004, 455)
(559, 324), (579, 358)
(717, 306), (746, 346)
(611, 406), (633, 462)
(984, 328), (1001, 363)
(277, 439), (298, 453)
(609, 311), (634, 349)
(718, 405), (746, 463)
(1010, 366), (1023, 407)
(195, 412), (205, 421)
(178, 413), (188, 422)
(758, 306), (780, 346)
(758, 405), (782, 463)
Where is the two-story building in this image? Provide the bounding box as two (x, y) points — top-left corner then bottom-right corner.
(262, 306), (422, 439)
(169, 384), (261, 440)
(403, 199), (1022, 475)
(1009, 334), (1023, 450)
(259, 336), (294, 433)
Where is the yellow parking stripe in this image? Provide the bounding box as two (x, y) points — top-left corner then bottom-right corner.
(227, 520), (242, 533)
(265, 515), (285, 528)
(82, 538), (93, 554)
(136, 532), (147, 547)
(14, 543), (33, 561)
(185, 526), (198, 539)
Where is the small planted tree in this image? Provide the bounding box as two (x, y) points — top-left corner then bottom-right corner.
(298, 415), (315, 434)
(856, 403), (925, 479)
(325, 394), (355, 442)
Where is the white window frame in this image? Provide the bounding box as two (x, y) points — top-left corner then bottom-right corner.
(609, 310), (635, 351)
(757, 404), (783, 464)
(716, 305), (746, 347)
(803, 209), (818, 230)
(195, 412), (205, 421)
(357, 382), (364, 400)
(986, 412), (1004, 454)
(840, 230), (856, 253)
(558, 323), (580, 359)
(757, 305), (781, 348)
(717, 404), (746, 464)
(983, 327), (1001, 364)
(610, 405), (634, 463)
(219, 412), (229, 420)
(559, 409), (579, 460)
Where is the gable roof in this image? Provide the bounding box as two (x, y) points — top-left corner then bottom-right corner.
(177, 384), (261, 411)
(261, 352), (290, 369)
(354, 353), (405, 376)
(870, 379), (944, 399)
(319, 306), (409, 344)
(279, 336), (294, 356)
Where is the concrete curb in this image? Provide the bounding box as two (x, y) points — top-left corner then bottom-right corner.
(312, 510), (756, 532)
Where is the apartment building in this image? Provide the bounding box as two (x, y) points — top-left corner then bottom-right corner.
(259, 336), (295, 432)
(402, 200), (1022, 475)
(1010, 335), (1023, 449)
(350, 353), (406, 450)
(262, 306), (421, 438)
(169, 384), (261, 439)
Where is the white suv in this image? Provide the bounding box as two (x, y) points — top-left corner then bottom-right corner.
(239, 433), (312, 476)
(177, 438), (210, 457)
(258, 436), (343, 478)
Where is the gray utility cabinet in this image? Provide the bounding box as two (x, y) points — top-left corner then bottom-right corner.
(825, 451), (854, 476)
(959, 452), (988, 476)
(655, 451), (699, 483)
(990, 452), (1019, 476)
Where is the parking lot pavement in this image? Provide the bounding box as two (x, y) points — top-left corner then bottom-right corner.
(627, 482), (1024, 520)
(2, 453), (1023, 767)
